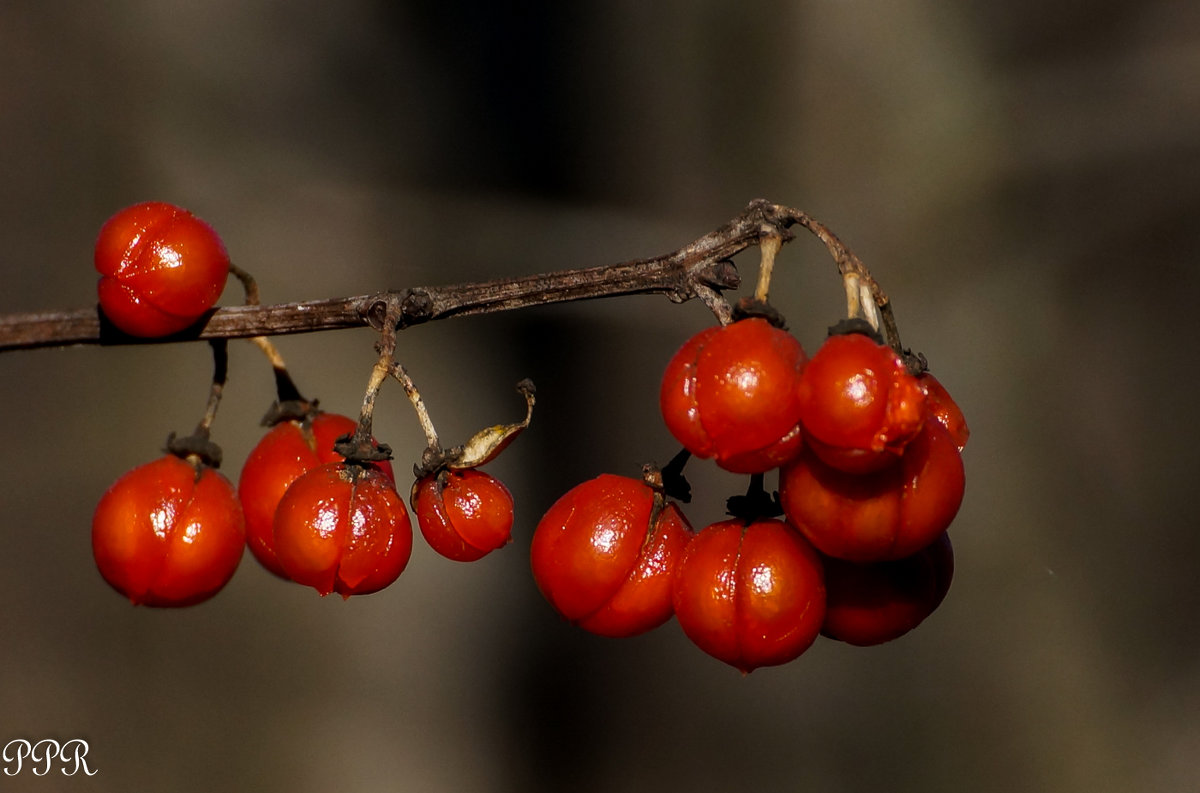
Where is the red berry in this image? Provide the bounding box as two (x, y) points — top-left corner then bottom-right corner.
(272, 462), (412, 597)
(779, 416), (965, 562)
(530, 474), (693, 638)
(92, 454), (245, 607)
(672, 518), (826, 672)
(660, 318), (807, 473)
(94, 201), (230, 337)
(797, 332), (926, 473)
(238, 412), (394, 578)
(920, 372), (969, 451)
(412, 469), (514, 562)
(820, 532), (954, 646)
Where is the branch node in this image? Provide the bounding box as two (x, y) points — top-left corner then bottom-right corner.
(361, 299), (391, 332)
(398, 289), (434, 328)
(694, 259), (741, 291)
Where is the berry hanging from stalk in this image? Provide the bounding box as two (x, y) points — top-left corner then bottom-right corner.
(820, 532), (954, 646)
(672, 517), (825, 672)
(239, 409), (394, 578)
(272, 460), (412, 597)
(412, 469), (514, 562)
(797, 325), (926, 474)
(94, 201), (230, 337)
(531, 470), (693, 638)
(91, 340), (243, 607)
(660, 317), (808, 474)
(404, 373), (534, 564)
(779, 415), (965, 562)
(919, 371), (970, 452)
(92, 452), (245, 607)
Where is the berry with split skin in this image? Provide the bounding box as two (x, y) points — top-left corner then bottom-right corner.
(671, 517), (826, 672)
(412, 468), (514, 562)
(238, 410), (395, 578)
(779, 416), (965, 563)
(92, 453), (245, 607)
(272, 462), (412, 597)
(820, 532), (954, 646)
(530, 473), (693, 638)
(94, 201), (230, 337)
(660, 317), (808, 474)
(797, 329), (926, 474)
(919, 372), (969, 451)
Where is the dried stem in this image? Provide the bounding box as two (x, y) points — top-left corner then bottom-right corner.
(388, 361), (440, 451)
(195, 339), (228, 437)
(165, 339), (228, 468)
(356, 327), (397, 446)
(695, 284), (734, 325)
(753, 234), (782, 303)
(0, 200), (900, 356)
(0, 200), (810, 352)
(780, 208), (903, 354)
(230, 262), (303, 403)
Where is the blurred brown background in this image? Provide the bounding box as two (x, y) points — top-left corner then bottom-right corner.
(1, 1), (1197, 791)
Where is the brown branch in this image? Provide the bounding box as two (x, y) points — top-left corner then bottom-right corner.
(0, 200), (843, 353)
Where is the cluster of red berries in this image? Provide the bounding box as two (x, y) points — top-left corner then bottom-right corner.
(529, 314), (967, 672)
(90, 202), (517, 607)
(86, 200), (969, 674)
(92, 409), (517, 604)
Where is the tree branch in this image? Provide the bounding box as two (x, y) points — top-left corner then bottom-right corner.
(0, 199), (856, 353)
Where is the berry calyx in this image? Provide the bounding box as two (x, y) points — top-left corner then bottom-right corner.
(659, 317), (808, 474)
(94, 201), (230, 337)
(672, 518), (826, 672)
(272, 462), (412, 597)
(530, 473), (693, 638)
(412, 468), (514, 562)
(92, 453), (245, 607)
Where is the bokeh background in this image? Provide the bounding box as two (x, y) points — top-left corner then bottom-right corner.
(2, 1), (1197, 791)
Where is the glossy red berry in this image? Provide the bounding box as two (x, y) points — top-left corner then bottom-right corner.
(238, 412), (394, 578)
(797, 332), (926, 473)
(530, 473), (693, 638)
(412, 469), (514, 562)
(920, 372), (969, 451)
(92, 454), (245, 607)
(94, 201), (230, 337)
(273, 462), (412, 597)
(672, 518), (826, 672)
(779, 416), (965, 562)
(820, 532), (954, 646)
(660, 318), (807, 473)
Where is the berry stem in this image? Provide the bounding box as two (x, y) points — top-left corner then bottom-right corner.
(784, 210), (907, 356)
(695, 283), (734, 325)
(724, 472), (783, 522)
(195, 339), (228, 437)
(842, 271), (883, 332)
(229, 262), (305, 404)
(753, 234), (781, 303)
(164, 339), (228, 469)
(660, 448), (693, 503)
(388, 360), (441, 451)
(330, 302), (399, 465)
(355, 334), (395, 446)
